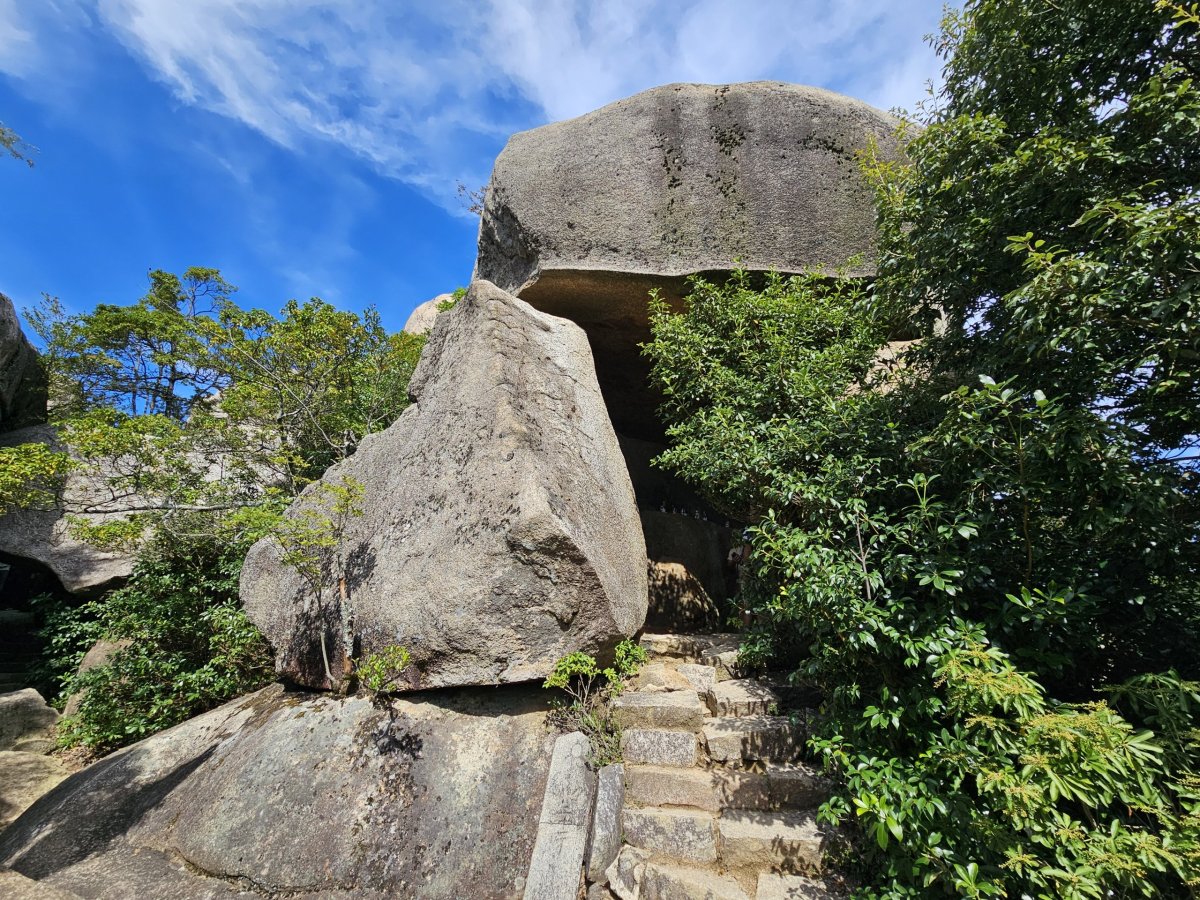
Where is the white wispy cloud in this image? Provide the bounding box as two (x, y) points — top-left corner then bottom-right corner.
(6, 0), (947, 207)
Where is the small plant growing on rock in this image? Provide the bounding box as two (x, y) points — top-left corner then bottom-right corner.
(543, 639), (646, 765)
(355, 645), (413, 697)
(272, 475), (365, 688)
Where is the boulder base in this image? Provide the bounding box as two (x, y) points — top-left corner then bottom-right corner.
(242, 280), (647, 691)
(0, 684), (557, 898)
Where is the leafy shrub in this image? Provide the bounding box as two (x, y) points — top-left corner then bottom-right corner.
(645, 261), (1200, 896)
(53, 527), (273, 755)
(355, 645), (413, 696)
(543, 640), (647, 765)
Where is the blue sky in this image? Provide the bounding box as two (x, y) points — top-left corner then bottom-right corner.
(0, 0), (948, 334)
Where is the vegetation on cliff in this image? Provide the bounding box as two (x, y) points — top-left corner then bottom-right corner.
(18, 268), (425, 753)
(645, 1), (1199, 896)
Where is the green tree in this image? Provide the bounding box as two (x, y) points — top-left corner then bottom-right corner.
(1, 121), (34, 166)
(645, 5), (1200, 880)
(20, 268), (425, 544)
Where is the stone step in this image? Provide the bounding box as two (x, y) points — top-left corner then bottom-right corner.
(611, 690), (707, 730)
(625, 763), (829, 813)
(699, 648), (746, 682)
(705, 679), (780, 718)
(717, 810), (826, 876)
(622, 729), (700, 768)
(639, 859), (749, 900)
(639, 633), (740, 664)
(756, 873), (844, 899)
(703, 715), (804, 766)
(622, 807), (718, 864)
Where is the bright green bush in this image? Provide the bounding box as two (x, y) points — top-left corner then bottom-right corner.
(645, 259), (1199, 896)
(52, 528), (273, 755)
(355, 645), (413, 696)
(543, 640), (647, 765)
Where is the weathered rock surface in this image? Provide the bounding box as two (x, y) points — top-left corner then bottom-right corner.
(475, 82), (904, 438)
(647, 561), (722, 633)
(0, 683), (557, 898)
(242, 280), (647, 691)
(0, 293), (47, 433)
(478, 81), (901, 301)
(402, 293), (453, 335)
(0, 751), (69, 831)
(0, 426), (136, 594)
(642, 511), (734, 605)
(63, 639), (130, 717)
(0, 689), (59, 751)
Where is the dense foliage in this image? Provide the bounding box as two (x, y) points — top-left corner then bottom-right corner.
(40, 528), (272, 755)
(644, 3), (1200, 895)
(11, 267), (431, 754)
(17, 267), (424, 544)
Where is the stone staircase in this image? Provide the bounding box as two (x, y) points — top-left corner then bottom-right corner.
(598, 633), (841, 899)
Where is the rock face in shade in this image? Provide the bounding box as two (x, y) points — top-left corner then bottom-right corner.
(0, 293), (47, 433)
(0, 426), (136, 594)
(241, 280), (648, 691)
(474, 82), (904, 439)
(402, 293), (453, 335)
(0, 684), (556, 899)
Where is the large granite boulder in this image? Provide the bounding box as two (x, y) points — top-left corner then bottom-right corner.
(402, 293), (453, 335)
(0, 426), (136, 594)
(242, 280), (647, 691)
(474, 81), (904, 439)
(0, 293), (47, 433)
(0, 683), (558, 898)
(0, 689), (59, 752)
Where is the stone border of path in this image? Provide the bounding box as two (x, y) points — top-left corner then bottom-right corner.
(523, 732), (627, 900)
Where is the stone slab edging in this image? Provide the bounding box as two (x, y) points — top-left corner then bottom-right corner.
(523, 732), (597, 900)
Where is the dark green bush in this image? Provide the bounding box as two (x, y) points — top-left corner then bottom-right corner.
(52, 528), (272, 755)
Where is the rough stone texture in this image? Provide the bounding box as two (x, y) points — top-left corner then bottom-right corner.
(0, 689), (58, 751)
(703, 715), (804, 766)
(402, 293), (453, 335)
(0, 867), (83, 900)
(639, 861), (749, 900)
(475, 82), (903, 439)
(605, 846), (648, 900)
(586, 883), (619, 900)
(642, 511), (734, 606)
(632, 662), (695, 693)
(585, 763), (624, 885)
(524, 732), (595, 900)
(622, 807), (717, 864)
(611, 691), (706, 730)
(705, 679), (779, 717)
(0, 751), (70, 830)
(0, 427), (136, 594)
(242, 280), (648, 691)
(0, 292), (47, 433)
(701, 648), (747, 682)
(621, 728), (698, 768)
(626, 763), (827, 814)
(756, 873), (844, 899)
(478, 81), (901, 295)
(62, 639), (130, 717)
(675, 664), (717, 694)
(0, 683), (557, 898)
(640, 633), (739, 664)
(647, 561), (723, 634)
(717, 810), (826, 876)
(626, 765), (723, 813)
